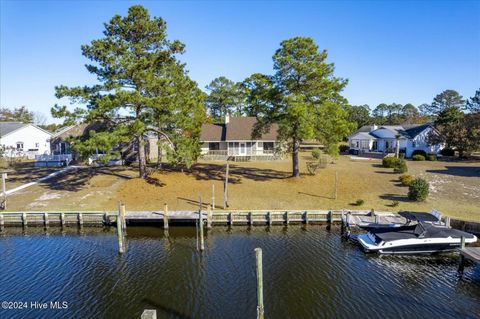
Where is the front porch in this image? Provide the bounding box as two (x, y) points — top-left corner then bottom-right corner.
(201, 141), (280, 161)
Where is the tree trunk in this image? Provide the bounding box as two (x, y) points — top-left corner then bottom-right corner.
(137, 136), (147, 178)
(292, 138), (300, 178)
(395, 139), (400, 158)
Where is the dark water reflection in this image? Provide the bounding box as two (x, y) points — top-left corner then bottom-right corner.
(0, 226), (479, 319)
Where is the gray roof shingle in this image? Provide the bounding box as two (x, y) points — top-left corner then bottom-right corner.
(0, 122), (27, 136)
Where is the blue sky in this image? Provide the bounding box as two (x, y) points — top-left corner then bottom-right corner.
(1, 0), (479, 123)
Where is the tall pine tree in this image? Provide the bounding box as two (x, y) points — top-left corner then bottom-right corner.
(52, 5), (205, 178)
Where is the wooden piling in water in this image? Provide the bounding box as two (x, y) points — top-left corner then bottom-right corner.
(0, 213), (4, 230)
(163, 203), (169, 230)
(285, 211), (289, 225)
(207, 205), (212, 229)
(22, 212), (27, 227)
(255, 247), (264, 319)
(229, 212), (234, 226)
(249, 212), (253, 226)
(304, 211), (309, 225)
(458, 236), (466, 274)
(60, 213), (65, 227)
(199, 197), (205, 251)
(44, 212), (49, 228)
(268, 212), (272, 226)
(120, 204), (126, 234)
(327, 210), (333, 230)
(117, 209), (125, 254)
(78, 213), (83, 226)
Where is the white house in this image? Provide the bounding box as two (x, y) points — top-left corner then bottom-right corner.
(348, 124), (444, 158)
(0, 122), (52, 158)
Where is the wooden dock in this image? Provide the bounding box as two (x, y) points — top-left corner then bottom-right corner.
(461, 247), (480, 263)
(0, 209), (345, 228)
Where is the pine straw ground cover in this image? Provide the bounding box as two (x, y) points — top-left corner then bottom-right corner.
(5, 153), (480, 222)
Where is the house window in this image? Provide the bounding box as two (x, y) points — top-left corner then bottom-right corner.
(209, 142), (220, 150)
(412, 141), (417, 148)
(16, 142), (24, 150)
(263, 142), (274, 151)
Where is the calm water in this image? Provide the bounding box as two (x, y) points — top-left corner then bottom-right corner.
(0, 225), (479, 319)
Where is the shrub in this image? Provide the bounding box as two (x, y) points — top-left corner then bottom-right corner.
(391, 200), (399, 207)
(427, 153), (437, 161)
(408, 178), (429, 201)
(355, 199), (364, 206)
(399, 174), (413, 186)
(440, 148), (455, 156)
(382, 156), (399, 168)
(339, 144), (349, 153)
(412, 150), (427, 158)
(399, 153), (405, 159)
(412, 154), (425, 161)
(311, 149), (321, 160)
(393, 159), (408, 173)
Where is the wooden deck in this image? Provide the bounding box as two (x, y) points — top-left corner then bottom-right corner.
(461, 247), (480, 263)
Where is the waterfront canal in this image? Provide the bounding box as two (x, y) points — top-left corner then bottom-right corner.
(0, 226), (479, 319)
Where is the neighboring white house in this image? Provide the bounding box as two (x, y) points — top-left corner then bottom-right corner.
(0, 122), (52, 159)
(348, 124), (444, 158)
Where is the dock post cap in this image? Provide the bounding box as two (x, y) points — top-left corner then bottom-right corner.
(141, 309), (157, 319)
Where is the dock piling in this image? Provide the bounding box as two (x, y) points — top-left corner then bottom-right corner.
(255, 248), (264, 319)
(285, 211), (289, 225)
(22, 212), (27, 227)
(304, 211), (309, 225)
(268, 212), (272, 226)
(44, 212), (49, 228)
(249, 212), (253, 226)
(78, 213), (83, 226)
(229, 212), (234, 226)
(141, 309), (157, 319)
(445, 216), (451, 228)
(0, 213), (4, 230)
(120, 204), (126, 234)
(207, 205), (212, 229)
(117, 206), (125, 254)
(60, 213), (65, 227)
(327, 210), (333, 230)
(458, 236), (466, 274)
(199, 196), (205, 251)
(163, 204), (169, 230)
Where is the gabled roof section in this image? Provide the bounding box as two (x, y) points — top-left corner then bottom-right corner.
(349, 123), (433, 140)
(403, 123), (432, 138)
(51, 122), (105, 140)
(0, 122), (52, 137)
(200, 123), (226, 141)
(0, 122), (27, 137)
(226, 117), (278, 141)
(200, 117), (279, 142)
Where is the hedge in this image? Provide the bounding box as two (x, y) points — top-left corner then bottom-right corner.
(412, 154), (425, 161)
(408, 178), (429, 201)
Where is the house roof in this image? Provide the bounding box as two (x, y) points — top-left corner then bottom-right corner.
(0, 122), (26, 136)
(200, 117), (279, 141)
(51, 122), (105, 141)
(350, 123), (432, 140)
(0, 122), (52, 137)
(200, 123), (226, 141)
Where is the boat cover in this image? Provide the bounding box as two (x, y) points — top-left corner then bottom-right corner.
(398, 211), (440, 222)
(374, 222), (476, 242)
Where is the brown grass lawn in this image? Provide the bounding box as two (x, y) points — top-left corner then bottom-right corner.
(5, 153), (480, 221)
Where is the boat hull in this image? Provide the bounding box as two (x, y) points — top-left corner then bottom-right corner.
(358, 233), (478, 255)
